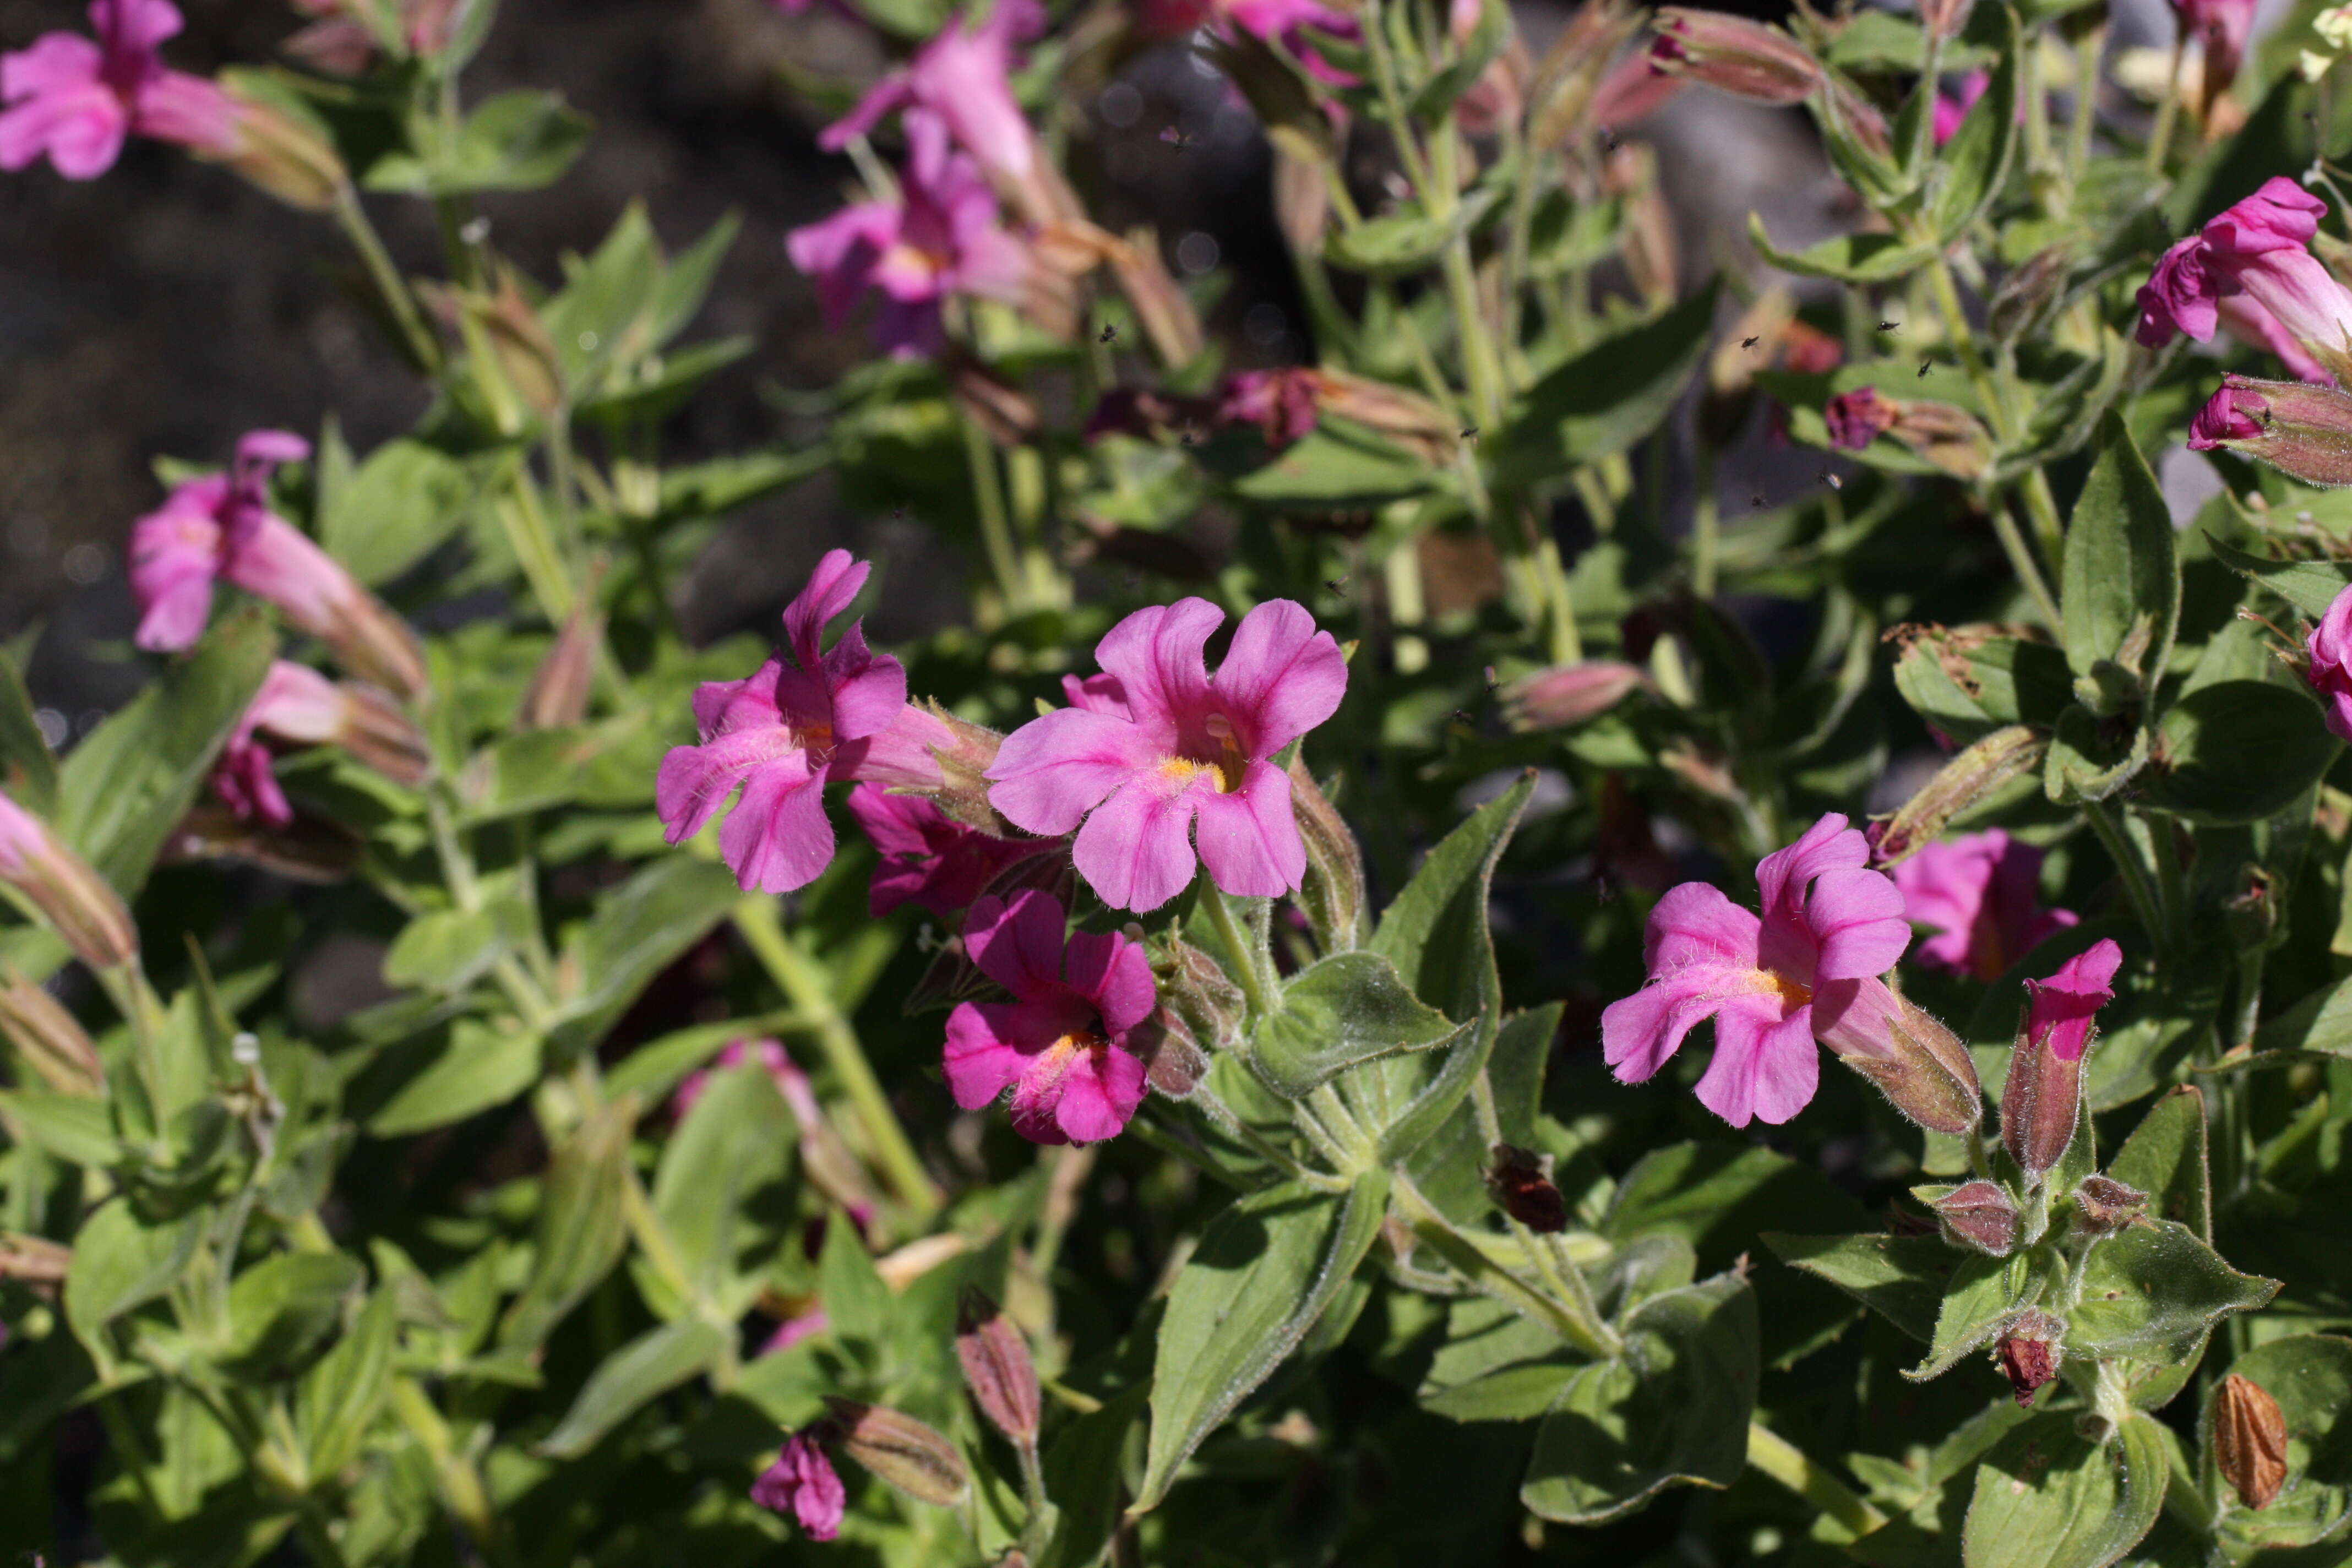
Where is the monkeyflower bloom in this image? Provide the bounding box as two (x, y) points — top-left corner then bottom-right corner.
(752, 1428), (847, 1542)
(1891, 830), (2076, 981)
(986, 598), (1347, 912)
(2173, 0), (2257, 102)
(788, 112), (1030, 359)
(1602, 813), (1914, 1128)
(2187, 374), (2352, 488)
(944, 889), (1153, 1144)
(2002, 938), (2122, 1180)
(0, 790), (138, 970)
(213, 660), (430, 828)
(127, 430), (427, 696)
(847, 783), (1055, 919)
(2026, 939), (2122, 1063)
(1824, 387), (1898, 450)
(2310, 582), (2352, 743)
(2137, 178), (2352, 384)
(822, 0), (1043, 187)
(1217, 369), (1321, 449)
(0, 0), (237, 179)
(1135, 0), (1362, 85)
(658, 551), (949, 896)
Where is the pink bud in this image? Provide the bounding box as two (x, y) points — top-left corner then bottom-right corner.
(1647, 9), (1822, 106)
(1930, 1179), (2018, 1255)
(1504, 662), (1651, 730)
(955, 1288), (1042, 1447)
(2190, 374), (2352, 488)
(0, 791), (138, 971)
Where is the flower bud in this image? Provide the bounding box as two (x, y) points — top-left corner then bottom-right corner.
(1158, 937), (1248, 1054)
(521, 603), (603, 731)
(0, 793), (138, 971)
(825, 1399), (969, 1508)
(2188, 375), (2352, 487)
(2073, 1173), (2147, 1235)
(212, 84), (349, 212)
(1140, 1006), (1210, 1098)
(1270, 136), (1330, 255)
(1604, 144), (1679, 311)
(1485, 1145), (1568, 1233)
(1995, 1309), (2062, 1407)
(0, 972), (105, 1098)
(1503, 661), (1651, 730)
(1834, 990), (1983, 1136)
(1310, 371), (1461, 465)
(955, 1288), (1042, 1448)
(2223, 865), (2284, 952)
(2001, 943), (2121, 1184)
(752, 1427), (846, 1541)
(1826, 387), (1900, 450)
(1869, 726), (2048, 867)
(1931, 1179), (2018, 1255)
(921, 700), (1015, 836)
(1526, 0), (1646, 147)
(1919, 0), (1976, 40)
(2213, 1373), (2289, 1510)
(1647, 9), (1821, 105)
(1287, 756), (1364, 949)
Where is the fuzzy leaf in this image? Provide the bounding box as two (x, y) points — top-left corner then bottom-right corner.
(1251, 951), (1468, 1098)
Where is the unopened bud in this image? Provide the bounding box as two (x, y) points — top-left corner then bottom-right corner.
(921, 700), (1013, 836)
(1140, 1005), (1209, 1098)
(1270, 135), (1330, 255)
(1503, 661), (1651, 730)
(2002, 942), (2121, 1183)
(521, 603), (603, 731)
(1526, 0), (1647, 146)
(1995, 1309), (2062, 1406)
(2073, 1174), (2146, 1235)
(0, 1230), (71, 1290)
(1833, 990), (1982, 1136)
(825, 1399), (969, 1507)
(213, 82), (348, 211)
(955, 1289), (1042, 1447)
(1485, 1145), (1568, 1233)
(1287, 756), (1364, 949)
(2223, 865), (2283, 952)
(1158, 937), (1248, 1053)
(948, 350), (1044, 447)
(1311, 371), (1460, 465)
(1826, 388), (1989, 478)
(2189, 375), (2352, 487)
(1989, 244), (2074, 343)
(2213, 1373), (2289, 1510)
(0, 972), (105, 1097)
(1869, 726), (2048, 867)
(1110, 226), (1206, 367)
(1648, 8), (1821, 105)
(1930, 1179), (2018, 1255)
(0, 793), (138, 971)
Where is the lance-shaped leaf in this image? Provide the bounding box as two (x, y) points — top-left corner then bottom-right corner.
(1925, 4), (2021, 242)
(2066, 1219), (2279, 1363)
(2141, 682), (2341, 825)
(2106, 1086), (2211, 1240)
(1250, 951), (1468, 1098)
(298, 1288), (398, 1481)
(1487, 285), (1718, 486)
(499, 1097), (637, 1350)
(0, 648), (56, 815)
(1961, 1409), (2168, 1568)
(1907, 1249), (2054, 1382)
(2206, 535), (2352, 620)
(2061, 414), (2178, 692)
(538, 1318), (731, 1460)
(64, 1200), (202, 1363)
(1761, 1232), (1958, 1342)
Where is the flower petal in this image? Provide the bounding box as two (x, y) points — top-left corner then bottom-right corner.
(781, 548), (868, 675)
(1642, 880), (1762, 973)
(1092, 598), (1222, 741)
(1065, 929), (1155, 1035)
(1806, 865), (1912, 981)
(1600, 962), (1756, 1084)
(986, 706), (1159, 836)
(1754, 811), (1864, 921)
(1208, 598), (1347, 754)
(961, 888), (1066, 999)
(943, 1000), (1029, 1109)
(1191, 760), (1305, 897)
(1049, 1044), (1146, 1143)
(717, 748), (834, 894)
(1071, 772), (1202, 912)
(1694, 1005), (1819, 1128)
(657, 724), (798, 845)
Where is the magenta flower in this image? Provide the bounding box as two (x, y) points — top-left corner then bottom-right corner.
(2171, 0), (2256, 100)
(787, 110), (1031, 359)
(944, 889), (1153, 1144)
(985, 598), (1347, 912)
(1891, 830), (2077, 982)
(1136, 0), (1361, 83)
(1217, 369), (1321, 449)
(2023, 938), (2122, 1063)
(0, 0), (237, 179)
(2306, 582), (2352, 743)
(752, 1428), (847, 1542)
(759, 1309), (829, 1355)
(2188, 375), (2272, 449)
(1601, 813), (1914, 1128)
(1932, 72), (1988, 145)
(658, 551), (950, 896)
(1824, 387), (1898, 450)
(821, 0), (1044, 186)
(673, 1038), (795, 1121)
(0, 788), (137, 969)
(2136, 179), (2352, 385)
(846, 783), (1055, 919)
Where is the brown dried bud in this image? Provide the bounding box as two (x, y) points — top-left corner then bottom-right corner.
(1140, 1005), (1210, 1098)
(1287, 756), (1364, 949)
(1869, 726), (2048, 868)
(2213, 1373), (2289, 1511)
(2001, 1001), (2084, 1185)
(1931, 1180), (2018, 1255)
(1486, 1145), (1568, 1233)
(521, 603), (604, 731)
(1158, 937), (1247, 1054)
(1887, 399), (1995, 482)
(2073, 1174), (2147, 1235)
(1311, 371), (1461, 466)
(1836, 992), (1983, 1137)
(825, 1399), (969, 1508)
(161, 805), (361, 885)
(0, 971), (105, 1097)
(1995, 1309), (2062, 1407)
(955, 1289), (1042, 1448)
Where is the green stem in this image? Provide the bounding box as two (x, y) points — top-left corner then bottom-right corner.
(1393, 1173), (1618, 1359)
(731, 898), (941, 1216)
(2067, 26), (2106, 187)
(2083, 801), (2165, 944)
(961, 413), (1025, 615)
(1692, 448), (1721, 600)
(1747, 1421), (1888, 1539)
(2019, 468), (2068, 584)
(2146, 39), (2185, 172)
(1990, 494), (2065, 633)
(332, 184), (441, 375)
(1197, 885), (1275, 1021)
(2143, 809), (2187, 952)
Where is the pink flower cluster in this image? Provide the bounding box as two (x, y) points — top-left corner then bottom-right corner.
(0, 0), (236, 179)
(2137, 177), (2352, 386)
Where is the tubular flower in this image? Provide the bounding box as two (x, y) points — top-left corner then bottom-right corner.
(1646, 8), (1820, 106)
(985, 597), (1348, 912)
(212, 660), (429, 828)
(1600, 813), (1914, 1128)
(127, 430), (427, 696)
(2137, 178), (2352, 384)
(820, 0), (1046, 189)
(0, 0), (237, 179)
(2024, 939), (2122, 1063)
(657, 550), (950, 896)
(752, 1428), (847, 1542)
(846, 783), (1056, 920)
(2171, 0), (2257, 104)
(2188, 374), (2352, 487)
(2309, 582), (2352, 742)
(787, 111), (1031, 359)
(944, 889), (1153, 1144)
(1891, 829), (2077, 981)
(1824, 386), (1899, 450)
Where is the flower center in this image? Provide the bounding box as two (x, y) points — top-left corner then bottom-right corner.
(792, 718), (837, 765)
(1031, 1028), (1110, 1090)
(1159, 712), (1247, 793)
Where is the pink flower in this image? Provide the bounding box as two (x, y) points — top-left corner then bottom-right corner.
(657, 551), (950, 895)
(0, 788), (138, 969)
(752, 1428), (847, 1541)
(1932, 72), (1988, 145)
(2023, 938), (2122, 1063)
(1144, 0), (1361, 83)
(759, 1309), (828, 1354)
(2136, 179), (2352, 385)
(943, 889), (1153, 1143)
(1217, 368), (1320, 449)
(1600, 813), (1914, 1128)
(2171, 0), (2256, 100)
(1824, 386), (1897, 450)
(2306, 582), (2352, 742)
(846, 783), (1055, 919)
(984, 598), (1348, 912)
(2188, 375), (2273, 449)
(788, 111), (1031, 359)
(673, 1037), (794, 1120)
(1891, 830), (2077, 982)
(821, 0), (1045, 185)
(211, 659), (427, 828)
(0, 0), (237, 179)
(0, 792), (43, 880)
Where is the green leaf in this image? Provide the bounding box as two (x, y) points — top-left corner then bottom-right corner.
(64, 1200), (201, 1355)
(1229, 418), (1444, 510)
(1961, 1410), (2168, 1568)
(56, 609), (275, 896)
(546, 859), (742, 1058)
(538, 1317), (729, 1459)
(2061, 414), (2179, 689)
(1410, 0), (1511, 117)
(0, 647), (57, 814)
(1039, 1384), (1150, 1568)
(2206, 534), (2352, 620)
(1324, 188), (1504, 277)
(381, 901), (532, 994)
(2141, 682), (2340, 825)
(1488, 284), (1718, 487)
(1928, 7), (2022, 242)
(1745, 217), (1937, 282)
(364, 1017), (542, 1139)
(1490, 1001), (1564, 1150)
(1520, 1271), (1758, 1525)
(817, 1204), (896, 1358)
(0, 1089), (121, 1167)
(217, 1251), (367, 1379)
(299, 1288), (396, 1480)
(1890, 627), (2074, 744)
(1134, 1170), (1390, 1513)
(2067, 1219), (2279, 1363)
(2041, 704), (2149, 805)
(651, 1059), (792, 1303)
(319, 438), (482, 586)
(1909, 1251), (2050, 1381)
(2105, 1086), (2211, 1240)
(2212, 1335), (2352, 1552)
(499, 1098), (636, 1350)
(1250, 951), (1468, 1097)
(1760, 1232), (1957, 1342)
(365, 89), (593, 195)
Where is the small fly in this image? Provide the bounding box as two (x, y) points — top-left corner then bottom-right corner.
(1877, 320), (1899, 332)
(1750, 491), (1766, 508)
(1740, 335), (1760, 350)
(1459, 426), (1479, 441)
(1599, 124), (1618, 151)
(1325, 574), (1349, 592)
(1098, 323), (1119, 344)
(1918, 358), (1931, 378)
(1820, 470), (1844, 491)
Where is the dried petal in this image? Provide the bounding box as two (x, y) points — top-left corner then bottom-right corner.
(1995, 1309), (2062, 1407)
(2214, 1373), (2289, 1510)
(1485, 1145), (1568, 1233)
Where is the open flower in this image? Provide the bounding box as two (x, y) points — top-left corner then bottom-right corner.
(1601, 813), (1914, 1128)
(0, 0), (237, 179)
(943, 889), (1152, 1144)
(821, 0), (1045, 190)
(127, 430), (426, 696)
(846, 783), (1055, 919)
(212, 660), (429, 828)
(2137, 178), (2352, 384)
(1824, 387), (1898, 450)
(752, 1428), (847, 1542)
(2309, 582), (2352, 742)
(1135, 0), (1362, 85)
(986, 598), (1347, 912)
(2025, 939), (2122, 1062)
(2190, 374), (2352, 487)
(658, 551), (950, 895)
(788, 110), (1031, 359)
(1891, 830), (2076, 981)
